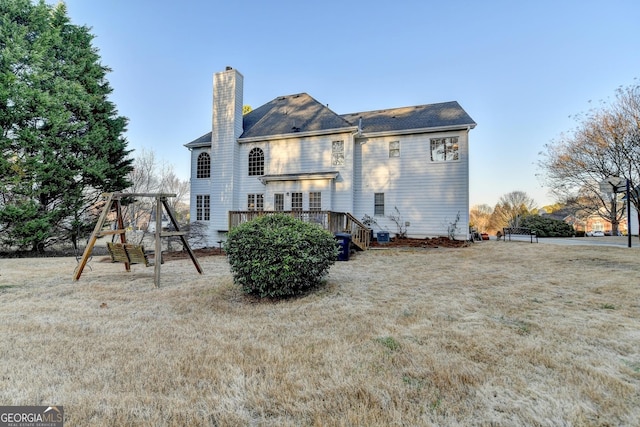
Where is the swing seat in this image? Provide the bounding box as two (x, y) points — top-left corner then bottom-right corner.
(107, 242), (152, 267)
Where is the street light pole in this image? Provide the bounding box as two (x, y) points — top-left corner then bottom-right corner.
(627, 178), (631, 248)
(600, 176), (632, 248)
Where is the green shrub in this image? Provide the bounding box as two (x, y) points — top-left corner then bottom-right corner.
(224, 214), (338, 298)
(520, 215), (575, 237)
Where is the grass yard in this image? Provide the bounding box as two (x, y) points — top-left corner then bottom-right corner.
(0, 241), (639, 426)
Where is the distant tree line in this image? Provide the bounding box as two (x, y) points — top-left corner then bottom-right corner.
(470, 191), (573, 237)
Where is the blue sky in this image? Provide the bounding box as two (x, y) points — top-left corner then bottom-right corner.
(52, 0), (640, 208)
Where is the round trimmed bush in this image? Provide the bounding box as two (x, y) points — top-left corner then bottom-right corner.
(224, 214), (338, 298)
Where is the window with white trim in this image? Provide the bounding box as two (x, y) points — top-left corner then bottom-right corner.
(389, 141), (400, 157)
(309, 192), (321, 211)
(248, 147), (264, 176)
(332, 140), (344, 166)
(374, 193), (384, 216)
(196, 195), (210, 221)
(291, 192), (303, 211)
(197, 152), (211, 178)
(430, 137), (459, 161)
(274, 194), (284, 211)
(247, 194), (264, 211)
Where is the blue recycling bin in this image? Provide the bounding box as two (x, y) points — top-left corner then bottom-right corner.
(335, 232), (351, 261)
(377, 231), (390, 243)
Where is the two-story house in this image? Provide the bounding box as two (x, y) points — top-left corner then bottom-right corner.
(185, 67), (476, 247)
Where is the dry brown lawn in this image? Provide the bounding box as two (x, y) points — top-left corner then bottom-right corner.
(1, 241), (639, 426)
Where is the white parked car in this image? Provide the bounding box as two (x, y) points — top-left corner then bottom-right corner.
(590, 230), (605, 237)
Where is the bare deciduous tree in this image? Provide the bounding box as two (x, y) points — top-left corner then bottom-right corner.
(469, 204), (494, 234)
(491, 191), (537, 229)
(539, 82), (640, 235)
(121, 148), (190, 232)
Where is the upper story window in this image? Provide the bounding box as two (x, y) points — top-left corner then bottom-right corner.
(430, 137), (459, 162)
(332, 140), (344, 166)
(389, 141), (400, 158)
(248, 147), (264, 176)
(196, 152), (210, 178)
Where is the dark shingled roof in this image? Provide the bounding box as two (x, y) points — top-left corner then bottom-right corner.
(185, 96), (475, 147)
(340, 101), (476, 133)
(240, 93), (353, 139)
(185, 132), (212, 147)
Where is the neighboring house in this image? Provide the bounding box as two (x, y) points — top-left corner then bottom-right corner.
(185, 67), (476, 247)
(583, 206), (638, 235)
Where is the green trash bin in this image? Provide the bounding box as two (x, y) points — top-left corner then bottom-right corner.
(335, 233), (351, 261)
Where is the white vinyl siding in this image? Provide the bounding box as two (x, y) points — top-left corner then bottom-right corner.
(241, 132), (355, 213)
(357, 131), (469, 239)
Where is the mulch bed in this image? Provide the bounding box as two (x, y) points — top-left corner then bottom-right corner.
(370, 236), (469, 249)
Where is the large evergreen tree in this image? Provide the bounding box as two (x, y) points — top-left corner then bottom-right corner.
(0, 0), (133, 252)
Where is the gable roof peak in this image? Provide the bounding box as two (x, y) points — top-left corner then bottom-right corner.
(240, 92), (353, 139)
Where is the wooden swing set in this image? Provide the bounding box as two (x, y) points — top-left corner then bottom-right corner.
(73, 192), (203, 287)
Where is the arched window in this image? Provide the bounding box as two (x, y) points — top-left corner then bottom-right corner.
(248, 148), (264, 176)
(196, 152), (210, 178)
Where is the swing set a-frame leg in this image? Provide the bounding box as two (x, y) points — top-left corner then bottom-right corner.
(73, 193), (115, 281)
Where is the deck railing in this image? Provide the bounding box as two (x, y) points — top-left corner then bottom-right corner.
(228, 210), (371, 250)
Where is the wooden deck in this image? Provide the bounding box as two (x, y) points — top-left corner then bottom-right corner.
(228, 210), (371, 250)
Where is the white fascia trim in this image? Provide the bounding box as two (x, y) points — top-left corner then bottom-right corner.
(184, 142), (212, 150)
(358, 124), (476, 139)
(258, 171), (339, 184)
(239, 126), (359, 144)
